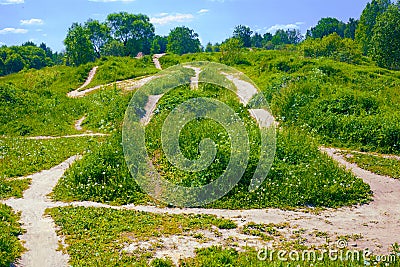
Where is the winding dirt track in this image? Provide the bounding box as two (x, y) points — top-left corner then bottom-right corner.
(2, 58), (400, 266)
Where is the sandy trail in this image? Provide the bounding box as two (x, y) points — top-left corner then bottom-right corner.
(221, 72), (258, 106)
(74, 116), (86, 131)
(153, 53), (165, 70)
(67, 76), (157, 98)
(1, 156), (79, 267)
(184, 66), (202, 90)
(140, 94), (164, 125)
(3, 65), (400, 266)
(77, 66), (98, 91)
(52, 147), (400, 255)
(25, 133), (109, 140)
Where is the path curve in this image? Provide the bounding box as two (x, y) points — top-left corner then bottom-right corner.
(59, 148), (400, 254)
(1, 156), (80, 267)
(77, 66), (98, 91)
(153, 53), (165, 70)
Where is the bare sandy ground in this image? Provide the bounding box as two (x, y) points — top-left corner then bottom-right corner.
(184, 66), (202, 90)
(74, 116), (86, 131)
(2, 156), (79, 267)
(153, 54), (165, 70)
(77, 66), (98, 91)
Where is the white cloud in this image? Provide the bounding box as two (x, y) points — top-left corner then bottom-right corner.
(0, 0), (24, 5)
(20, 18), (44, 25)
(0, 27), (28, 34)
(150, 13), (194, 26)
(198, 9), (209, 14)
(266, 23), (300, 34)
(88, 0), (135, 2)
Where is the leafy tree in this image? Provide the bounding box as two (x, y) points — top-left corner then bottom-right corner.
(205, 42), (213, 52)
(151, 35), (168, 54)
(371, 4), (400, 69)
(220, 38), (244, 64)
(102, 40), (125, 57)
(107, 12), (154, 55)
(233, 25), (253, 47)
(271, 29), (302, 46)
(344, 18), (359, 39)
(22, 41), (36, 47)
(167, 26), (201, 55)
(301, 33), (362, 64)
(251, 33), (263, 48)
(5, 54), (25, 73)
(356, 0), (391, 55)
(85, 19), (111, 58)
(64, 23), (95, 66)
(307, 17), (346, 38)
(151, 39), (161, 54)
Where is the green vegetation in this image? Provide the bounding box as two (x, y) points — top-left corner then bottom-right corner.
(341, 151), (400, 179)
(0, 56), (156, 137)
(0, 204), (24, 267)
(54, 76), (371, 208)
(0, 136), (103, 179)
(49, 206), (237, 266)
(181, 246), (374, 267)
(80, 56), (158, 90)
(167, 26), (202, 55)
(0, 42), (62, 76)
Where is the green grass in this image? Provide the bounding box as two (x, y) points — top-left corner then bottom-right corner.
(181, 246), (390, 267)
(0, 179), (30, 200)
(80, 56), (159, 90)
(159, 50), (400, 155)
(341, 151), (400, 179)
(0, 204), (24, 267)
(0, 136), (104, 179)
(53, 82), (371, 208)
(49, 206), (237, 267)
(0, 56), (157, 137)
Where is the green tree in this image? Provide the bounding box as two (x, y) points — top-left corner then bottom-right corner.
(371, 5), (400, 69)
(151, 35), (168, 54)
(233, 25), (253, 47)
(64, 23), (95, 66)
(251, 33), (263, 48)
(107, 12), (155, 55)
(85, 19), (111, 58)
(307, 17), (346, 38)
(167, 26), (201, 55)
(205, 42), (213, 52)
(151, 39), (161, 54)
(5, 54), (25, 74)
(344, 18), (359, 39)
(102, 40), (125, 57)
(356, 0), (391, 55)
(220, 38), (243, 64)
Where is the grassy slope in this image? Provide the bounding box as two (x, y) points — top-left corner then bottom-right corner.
(0, 56), (157, 263)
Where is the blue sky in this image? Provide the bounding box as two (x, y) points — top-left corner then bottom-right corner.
(0, 0), (370, 52)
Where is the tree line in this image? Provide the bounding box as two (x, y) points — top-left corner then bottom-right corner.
(1, 0), (399, 76)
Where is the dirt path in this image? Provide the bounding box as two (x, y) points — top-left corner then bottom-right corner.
(153, 53), (165, 70)
(67, 76), (157, 98)
(25, 133), (109, 140)
(184, 65), (202, 90)
(221, 72), (258, 106)
(77, 66), (98, 91)
(3, 66), (400, 266)
(1, 156), (79, 267)
(60, 148), (400, 255)
(74, 116), (86, 131)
